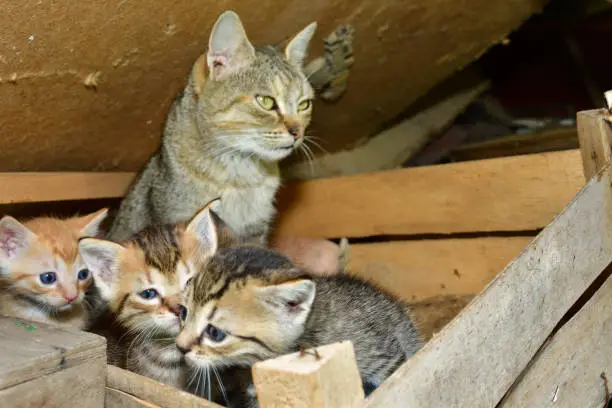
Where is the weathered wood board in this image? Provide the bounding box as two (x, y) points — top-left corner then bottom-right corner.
(275, 149), (584, 238)
(106, 365), (222, 408)
(500, 270), (612, 408)
(0, 315), (106, 407)
(349, 236), (533, 301)
(577, 108), (612, 180)
(359, 162), (612, 407)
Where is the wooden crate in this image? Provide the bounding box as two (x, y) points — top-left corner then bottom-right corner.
(0, 315), (106, 407)
(1, 109), (610, 407)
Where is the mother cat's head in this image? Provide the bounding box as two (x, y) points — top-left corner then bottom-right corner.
(188, 11), (317, 162)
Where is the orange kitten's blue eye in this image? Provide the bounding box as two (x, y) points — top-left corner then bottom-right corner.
(39, 272), (57, 285)
(138, 289), (158, 300)
(77, 269), (90, 281)
(205, 324), (227, 343)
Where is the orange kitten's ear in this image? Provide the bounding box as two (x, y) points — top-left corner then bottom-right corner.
(0, 216), (36, 261)
(78, 238), (124, 300)
(78, 208), (109, 238)
(206, 11), (255, 81)
(186, 201), (219, 256)
(284, 22), (317, 68)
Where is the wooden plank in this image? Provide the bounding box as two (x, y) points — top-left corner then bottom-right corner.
(0, 316), (106, 390)
(450, 127), (578, 162)
(106, 365), (222, 408)
(349, 236), (533, 302)
(253, 342), (365, 408)
(577, 109), (612, 180)
(106, 388), (161, 408)
(0, 356), (106, 408)
(0, 172), (133, 204)
(359, 162), (612, 407)
(500, 271), (612, 408)
(275, 149), (584, 238)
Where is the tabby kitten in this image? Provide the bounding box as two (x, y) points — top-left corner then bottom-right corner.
(79, 202), (236, 389)
(175, 218), (423, 406)
(107, 10), (317, 244)
(0, 210), (108, 329)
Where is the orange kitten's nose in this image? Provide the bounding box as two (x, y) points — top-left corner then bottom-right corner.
(60, 287), (78, 303)
(176, 332), (196, 354)
(64, 294), (77, 303)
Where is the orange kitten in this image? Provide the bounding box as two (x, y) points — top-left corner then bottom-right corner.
(0, 209), (108, 329)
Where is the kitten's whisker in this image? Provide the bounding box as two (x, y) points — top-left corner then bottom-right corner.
(212, 366), (228, 404)
(207, 366), (212, 401)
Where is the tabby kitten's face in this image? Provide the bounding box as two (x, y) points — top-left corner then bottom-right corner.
(79, 205), (220, 336)
(193, 12), (317, 161)
(0, 210), (107, 310)
(175, 213), (316, 369)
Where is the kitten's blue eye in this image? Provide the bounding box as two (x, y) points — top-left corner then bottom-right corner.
(138, 289), (158, 300)
(205, 324), (227, 343)
(39, 272), (57, 285)
(77, 269), (90, 281)
(178, 305), (188, 322)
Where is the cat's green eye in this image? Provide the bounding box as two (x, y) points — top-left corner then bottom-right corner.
(256, 95), (277, 111)
(298, 100), (312, 112)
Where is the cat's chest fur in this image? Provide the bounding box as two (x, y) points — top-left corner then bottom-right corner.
(152, 155), (281, 242)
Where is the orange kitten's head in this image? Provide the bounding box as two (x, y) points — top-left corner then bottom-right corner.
(0, 209), (108, 311)
(79, 202), (226, 337)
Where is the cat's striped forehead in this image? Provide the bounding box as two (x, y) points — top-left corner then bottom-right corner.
(187, 246), (298, 305)
(126, 224), (183, 276)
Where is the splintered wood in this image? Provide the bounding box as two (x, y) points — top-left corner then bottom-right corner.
(360, 162), (612, 407)
(252, 341), (365, 408)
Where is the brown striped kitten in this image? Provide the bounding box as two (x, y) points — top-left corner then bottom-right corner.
(175, 218), (423, 407)
(79, 203), (238, 389)
(0, 210), (108, 329)
(106, 10), (317, 245)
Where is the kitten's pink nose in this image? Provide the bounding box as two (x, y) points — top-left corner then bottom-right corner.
(64, 294), (77, 303)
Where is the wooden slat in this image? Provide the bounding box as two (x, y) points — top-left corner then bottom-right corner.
(500, 271), (612, 408)
(577, 109), (612, 180)
(349, 236), (533, 302)
(0, 316), (106, 390)
(274, 150), (584, 238)
(106, 365), (222, 408)
(0, 172), (133, 204)
(450, 127), (578, 162)
(0, 357), (106, 408)
(360, 162), (612, 407)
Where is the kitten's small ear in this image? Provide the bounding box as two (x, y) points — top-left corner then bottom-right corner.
(78, 208), (109, 238)
(186, 199), (219, 255)
(256, 278), (316, 315)
(78, 238), (125, 300)
(0, 216), (36, 260)
(284, 22), (317, 68)
(191, 54), (208, 96)
(207, 10), (255, 81)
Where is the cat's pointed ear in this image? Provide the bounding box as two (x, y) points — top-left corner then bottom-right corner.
(0, 216), (36, 261)
(255, 277), (316, 317)
(206, 10), (255, 81)
(78, 238), (124, 300)
(186, 199), (219, 256)
(78, 208), (109, 238)
(284, 22), (317, 68)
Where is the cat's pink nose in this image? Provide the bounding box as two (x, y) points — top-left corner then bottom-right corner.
(288, 125), (302, 140)
(64, 294), (77, 303)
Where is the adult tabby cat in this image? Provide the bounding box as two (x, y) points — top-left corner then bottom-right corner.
(107, 10), (317, 244)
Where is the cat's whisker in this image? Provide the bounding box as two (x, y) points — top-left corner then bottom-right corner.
(207, 366), (212, 401)
(212, 366), (228, 404)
